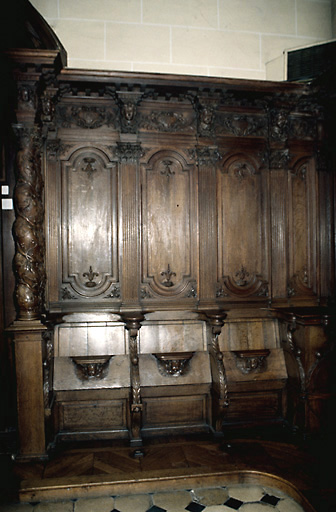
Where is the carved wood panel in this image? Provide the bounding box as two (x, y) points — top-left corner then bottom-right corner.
(287, 158), (317, 298)
(140, 150), (198, 299)
(217, 152), (269, 299)
(59, 147), (119, 300)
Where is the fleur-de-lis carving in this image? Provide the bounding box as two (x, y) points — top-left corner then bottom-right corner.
(82, 157), (96, 178)
(161, 160), (175, 178)
(234, 266), (251, 286)
(160, 264), (176, 287)
(83, 266), (99, 287)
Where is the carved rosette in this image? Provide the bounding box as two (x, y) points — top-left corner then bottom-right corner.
(216, 112), (267, 137)
(140, 110), (195, 132)
(13, 126), (46, 320)
(57, 105), (116, 129)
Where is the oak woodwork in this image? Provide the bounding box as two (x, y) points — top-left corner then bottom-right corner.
(2, 11), (335, 457)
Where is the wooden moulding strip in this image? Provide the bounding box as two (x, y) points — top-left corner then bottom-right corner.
(19, 469), (316, 512)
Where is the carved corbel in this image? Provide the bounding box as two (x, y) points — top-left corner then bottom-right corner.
(123, 313), (144, 453)
(206, 311), (228, 433)
(154, 352), (193, 377)
(233, 349), (270, 375)
(284, 314), (305, 394)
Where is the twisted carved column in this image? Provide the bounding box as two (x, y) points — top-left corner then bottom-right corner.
(13, 126), (46, 321)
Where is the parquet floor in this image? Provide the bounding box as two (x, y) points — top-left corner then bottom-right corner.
(0, 433), (335, 511)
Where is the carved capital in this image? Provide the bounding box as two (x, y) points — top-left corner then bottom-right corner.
(189, 146), (221, 166)
(267, 148), (291, 170)
(114, 142), (145, 163)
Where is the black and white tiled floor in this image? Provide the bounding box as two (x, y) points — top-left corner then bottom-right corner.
(0, 485), (306, 511)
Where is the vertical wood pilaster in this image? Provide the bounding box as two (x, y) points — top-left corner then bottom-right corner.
(196, 146), (221, 309)
(117, 142), (144, 309)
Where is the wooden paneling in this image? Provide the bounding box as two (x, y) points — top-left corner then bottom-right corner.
(3, 43), (335, 455)
(61, 147), (118, 298)
(142, 394), (209, 428)
(217, 152), (269, 301)
(59, 399), (128, 432)
(140, 150), (197, 301)
(287, 158), (317, 299)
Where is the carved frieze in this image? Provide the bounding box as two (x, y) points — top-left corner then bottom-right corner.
(216, 112), (267, 137)
(289, 116), (316, 140)
(57, 104), (117, 129)
(140, 110), (195, 132)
